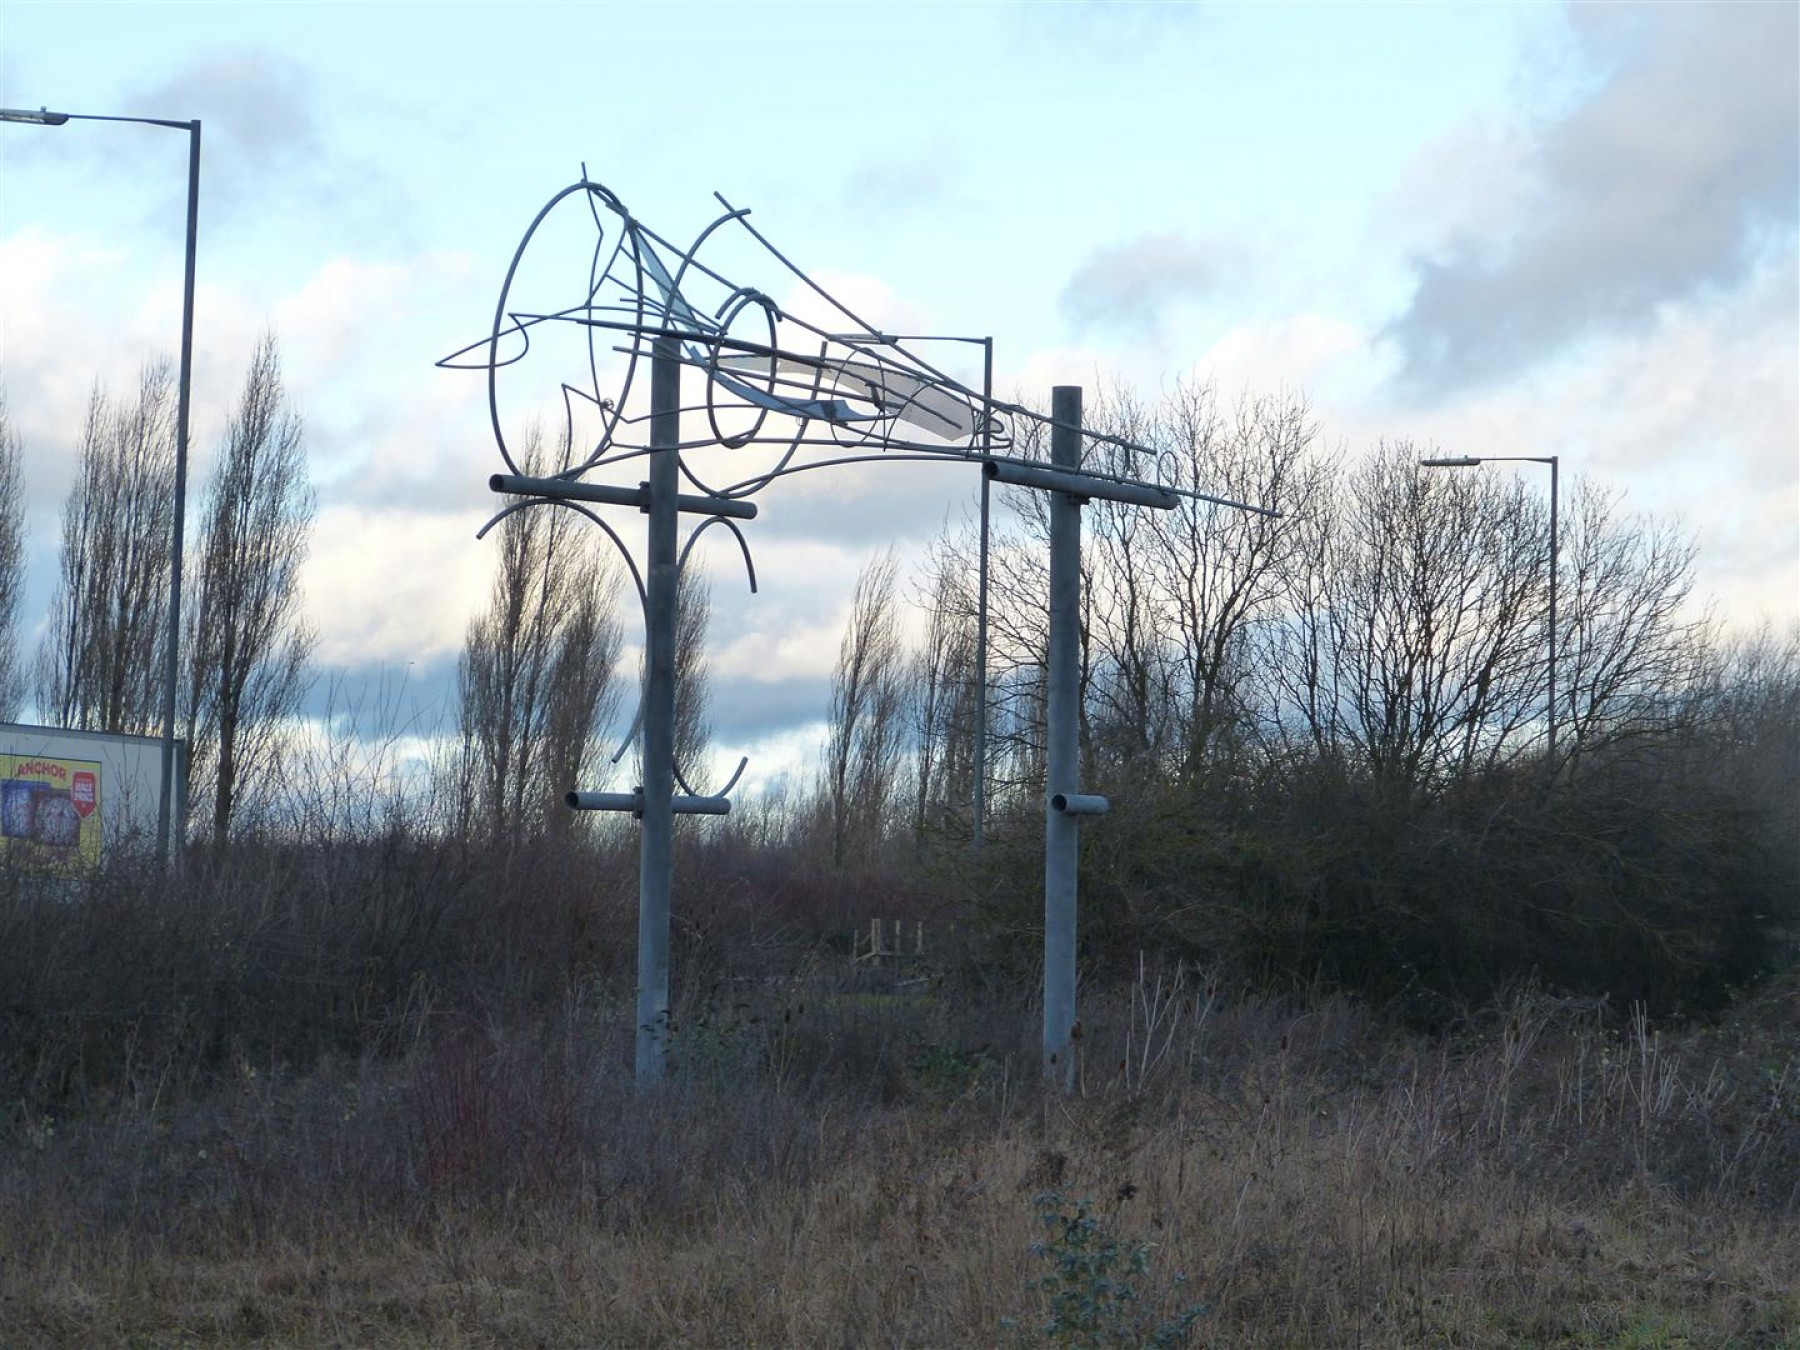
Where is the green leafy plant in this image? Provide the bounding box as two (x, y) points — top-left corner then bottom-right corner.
(1016, 1190), (1208, 1349)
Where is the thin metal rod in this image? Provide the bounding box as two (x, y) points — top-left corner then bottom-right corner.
(973, 466), (990, 854)
(156, 119), (200, 868)
(1043, 385), (1082, 1090)
(636, 337), (680, 1082)
(973, 337), (993, 854)
(985, 459), (1177, 510)
(1547, 455), (1559, 770)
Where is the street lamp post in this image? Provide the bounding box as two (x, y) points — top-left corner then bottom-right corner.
(1420, 453), (1560, 766)
(2, 106), (200, 864)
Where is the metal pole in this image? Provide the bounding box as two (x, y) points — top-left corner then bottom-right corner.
(156, 119), (200, 868)
(973, 467), (990, 854)
(636, 337), (680, 1081)
(1546, 455), (1559, 770)
(1043, 386), (1082, 1089)
(972, 337), (994, 855)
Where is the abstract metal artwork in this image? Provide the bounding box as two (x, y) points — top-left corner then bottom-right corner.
(442, 175), (1268, 1083)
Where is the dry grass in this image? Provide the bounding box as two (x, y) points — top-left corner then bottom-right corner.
(3, 958), (1797, 1348)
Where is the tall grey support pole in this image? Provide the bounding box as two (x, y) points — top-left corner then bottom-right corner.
(637, 337), (680, 1081)
(973, 468), (990, 853)
(156, 119), (200, 868)
(1043, 385), (1082, 1089)
(1546, 454), (1559, 771)
(972, 337), (995, 856)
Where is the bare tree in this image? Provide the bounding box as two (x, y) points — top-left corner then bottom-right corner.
(36, 364), (176, 734)
(1083, 386), (1180, 774)
(1558, 479), (1708, 765)
(459, 429), (624, 847)
(910, 537), (983, 845)
(1267, 443), (1547, 788)
(183, 334), (317, 842)
(1147, 384), (1327, 782)
(673, 569), (713, 795)
(823, 548), (907, 867)
(0, 392), (24, 720)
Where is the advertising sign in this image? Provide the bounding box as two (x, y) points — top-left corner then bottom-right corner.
(0, 723), (184, 864)
(1, 752), (104, 868)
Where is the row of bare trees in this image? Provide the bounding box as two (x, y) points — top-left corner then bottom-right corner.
(1, 336), (316, 843)
(799, 380), (1795, 1011)
(853, 381), (1719, 831)
(3, 341), (716, 856)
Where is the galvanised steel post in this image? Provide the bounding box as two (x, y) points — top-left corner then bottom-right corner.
(972, 337), (995, 855)
(156, 118), (200, 868)
(637, 336), (681, 1081)
(1547, 454), (1559, 770)
(1043, 385), (1082, 1089)
(973, 468), (990, 854)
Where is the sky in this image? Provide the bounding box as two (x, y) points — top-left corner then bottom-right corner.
(2, 1), (1795, 791)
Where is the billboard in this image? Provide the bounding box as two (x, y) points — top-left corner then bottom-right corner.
(1, 751), (103, 868)
(0, 723), (187, 865)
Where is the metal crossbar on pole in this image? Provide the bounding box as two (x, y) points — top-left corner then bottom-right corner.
(488, 472), (756, 521)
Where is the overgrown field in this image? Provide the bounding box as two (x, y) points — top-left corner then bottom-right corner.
(2, 847), (1796, 1348)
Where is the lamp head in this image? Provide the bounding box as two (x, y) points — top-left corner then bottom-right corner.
(0, 107), (71, 125)
(1419, 456), (1482, 469)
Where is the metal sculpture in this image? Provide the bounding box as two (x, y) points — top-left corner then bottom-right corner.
(442, 175), (1269, 1085)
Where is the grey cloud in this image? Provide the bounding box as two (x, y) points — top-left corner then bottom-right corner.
(1386, 2), (1799, 396)
(302, 660), (460, 739)
(132, 50), (326, 215)
(307, 654), (831, 758)
(710, 674), (830, 747)
(839, 142), (968, 222)
(1059, 232), (1221, 341)
(126, 48), (413, 247)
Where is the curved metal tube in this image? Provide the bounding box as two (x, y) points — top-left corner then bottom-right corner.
(474, 497), (648, 606)
(677, 514), (759, 595)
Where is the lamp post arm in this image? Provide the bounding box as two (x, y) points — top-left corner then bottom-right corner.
(1, 108), (198, 133)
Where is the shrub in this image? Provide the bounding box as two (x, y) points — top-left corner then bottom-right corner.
(1013, 1190), (1208, 1349)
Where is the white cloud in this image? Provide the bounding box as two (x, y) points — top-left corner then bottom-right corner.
(713, 624), (842, 685)
(776, 269), (931, 339)
(1183, 313), (1372, 404)
(1318, 264), (1798, 631)
(304, 505), (491, 667)
(1383, 3), (1798, 392)
(711, 720), (828, 801)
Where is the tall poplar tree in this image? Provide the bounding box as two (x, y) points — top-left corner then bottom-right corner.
(184, 334), (317, 841)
